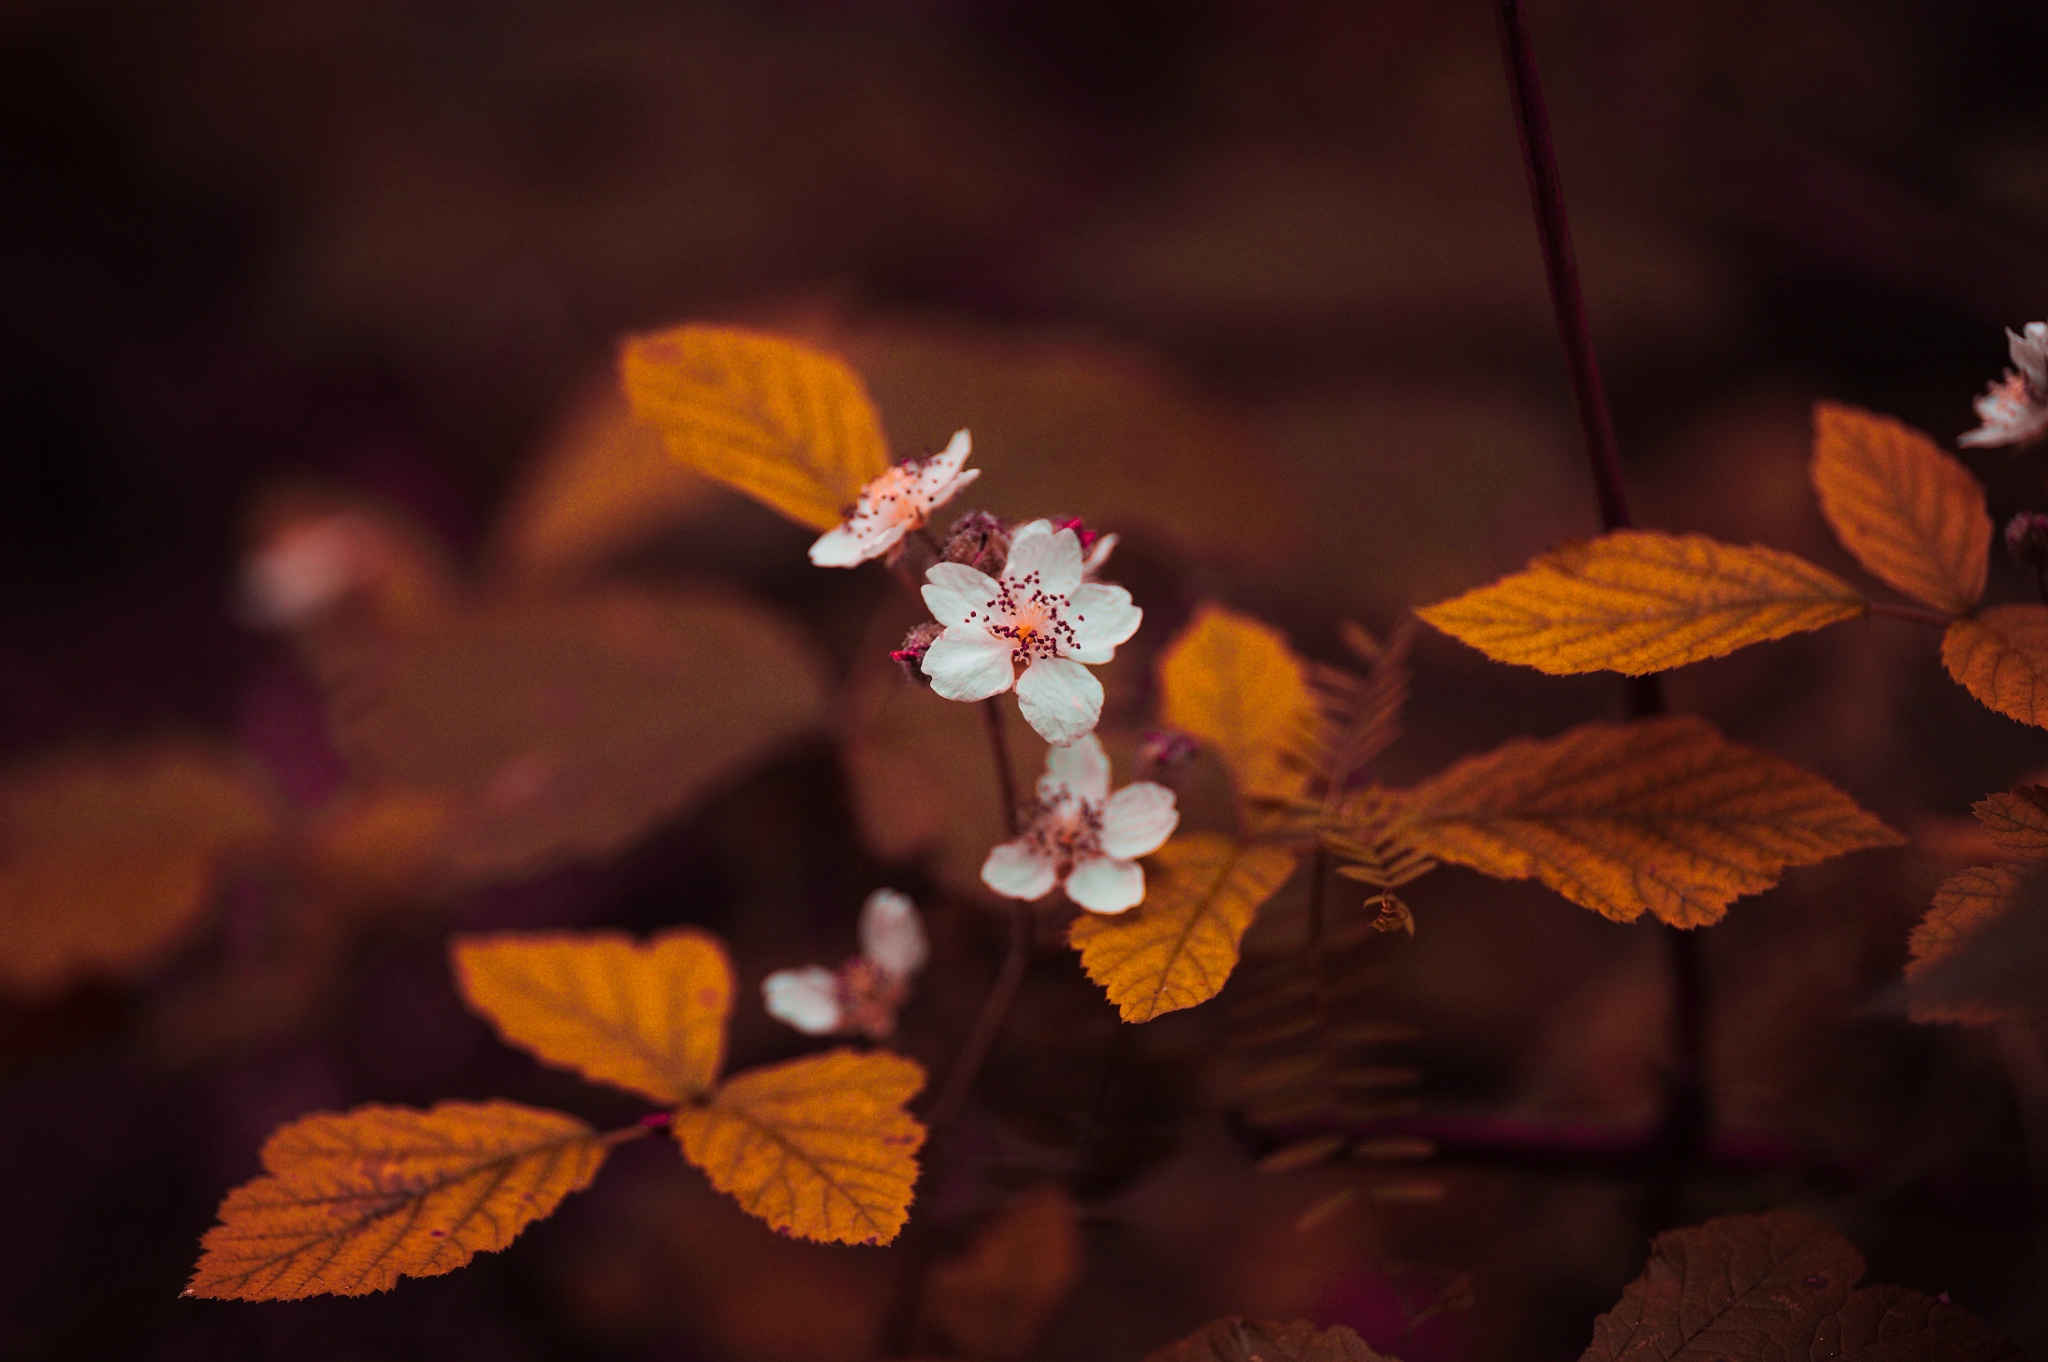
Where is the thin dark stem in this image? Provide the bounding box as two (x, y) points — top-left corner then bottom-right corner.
(983, 698), (1021, 835)
(2036, 562), (2048, 606)
(1492, 0), (1707, 1221)
(1997, 1022), (2048, 1339)
(925, 901), (1032, 1138)
(1866, 600), (1957, 628)
(1491, 0), (1632, 538)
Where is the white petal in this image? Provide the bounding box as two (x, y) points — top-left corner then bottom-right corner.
(923, 629), (1017, 701)
(922, 428), (973, 485)
(1015, 656), (1104, 745)
(923, 466), (980, 514)
(1099, 782), (1179, 859)
(2014, 325), (2048, 392)
(981, 840), (1059, 899)
(858, 889), (928, 979)
(1005, 523), (1084, 598)
(923, 562), (999, 628)
(1065, 583), (1142, 663)
(1008, 519), (1053, 549)
(809, 522), (890, 568)
(763, 966), (842, 1034)
(1081, 532), (1119, 577)
(1041, 732), (1111, 805)
(1064, 857), (1145, 914)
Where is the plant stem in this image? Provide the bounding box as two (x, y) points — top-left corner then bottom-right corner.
(1491, 0), (1706, 1220)
(983, 697), (1021, 835)
(1866, 600), (1957, 627)
(925, 900), (1032, 1139)
(1998, 1022), (2048, 1338)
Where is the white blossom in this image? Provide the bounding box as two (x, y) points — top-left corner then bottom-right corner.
(1961, 323), (2048, 449)
(809, 429), (979, 567)
(762, 889), (928, 1038)
(920, 520), (1142, 745)
(240, 515), (377, 627)
(980, 734), (1179, 915)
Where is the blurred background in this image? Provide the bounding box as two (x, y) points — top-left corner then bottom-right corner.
(6, 0), (2048, 1359)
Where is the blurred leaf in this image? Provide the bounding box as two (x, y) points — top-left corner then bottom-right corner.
(1143, 1316), (1401, 1362)
(1811, 403), (1989, 615)
(1417, 531), (1865, 675)
(673, 1048), (926, 1246)
(1943, 605), (2048, 730)
(1158, 606), (1317, 810)
(1392, 716), (1903, 927)
(0, 741), (277, 997)
(490, 379), (718, 584)
(187, 1101), (606, 1300)
(620, 325), (889, 532)
(840, 616), (1044, 897)
(1976, 785), (2048, 856)
(1581, 1211), (2018, 1362)
(1069, 835), (1300, 1022)
(454, 928), (733, 1103)
(922, 1185), (1081, 1361)
(1905, 864), (2048, 1025)
(326, 586), (827, 877)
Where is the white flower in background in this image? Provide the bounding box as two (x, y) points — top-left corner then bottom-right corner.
(1961, 322), (2048, 449)
(240, 514), (380, 627)
(762, 889), (929, 1039)
(920, 519), (1142, 745)
(809, 429), (979, 567)
(981, 734), (1179, 915)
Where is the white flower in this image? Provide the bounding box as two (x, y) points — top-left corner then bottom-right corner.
(920, 520), (1142, 745)
(809, 429), (979, 567)
(980, 734), (1179, 914)
(762, 889), (928, 1038)
(240, 514), (377, 627)
(1961, 323), (2048, 449)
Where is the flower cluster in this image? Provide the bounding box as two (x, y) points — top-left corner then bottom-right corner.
(1961, 322), (2048, 449)
(762, 889), (928, 1039)
(810, 430), (1167, 913)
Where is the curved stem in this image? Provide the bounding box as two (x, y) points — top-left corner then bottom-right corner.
(983, 698), (1021, 835)
(924, 900), (1032, 1138)
(1866, 599), (1957, 628)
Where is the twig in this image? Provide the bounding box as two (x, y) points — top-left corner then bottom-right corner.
(1866, 600), (1957, 628)
(983, 698), (1021, 836)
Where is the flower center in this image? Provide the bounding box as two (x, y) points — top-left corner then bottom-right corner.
(1020, 788), (1103, 875)
(972, 568), (1080, 664)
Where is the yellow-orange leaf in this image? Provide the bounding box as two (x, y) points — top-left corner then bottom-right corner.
(1157, 606), (1317, 806)
(922, 1185), (1082, 1361)
(188, 1101), (606, 1300)
(0, 741), (276, 997)
(1943, 604), (2048, 729)
(1392, 716), (1903, 927)
(1416, 531), (1865, 675)
(1811, 403), (1990, 614)
(673, 1048), (925, 1246)
(1905, 864), (2030, 1025)
(620, 325), (890, 532)
(454, 929), (732, 1103)
(1977, 785), (2048, 857)
(1069, 835), (1300, 1022)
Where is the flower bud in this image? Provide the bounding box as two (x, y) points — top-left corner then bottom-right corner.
(2007, 511), (2048, 571)
(942, 510), (1008, 577)
(890, 621), (945, 684)
(1137, 729), (1198, 778)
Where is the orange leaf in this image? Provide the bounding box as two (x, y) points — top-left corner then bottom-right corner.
(1976, 785), (2048, 857)
(922, 1185), (1082, 1361)
(1943, 604), (2048, 729)
(673, 1048), (926, 1246)
(187, 1101), (606, 1300)
(454, 928), (732, 1103)
(1905, 865), (2037, 1025)
(1582, 1211), (2018, 1362)
(0, 741), (277, 997)
(1811, 403), (1990, 614)
(1158, 606), (1317, 807)
(326, 587), (827, 877)
(620, 325), (890, 532)
(1143, 1317), (1402, 1362)
(1416, 530), (1864, 675)
(1069, 834), (1300, 1022)
(1392, 716), (1903, 927)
